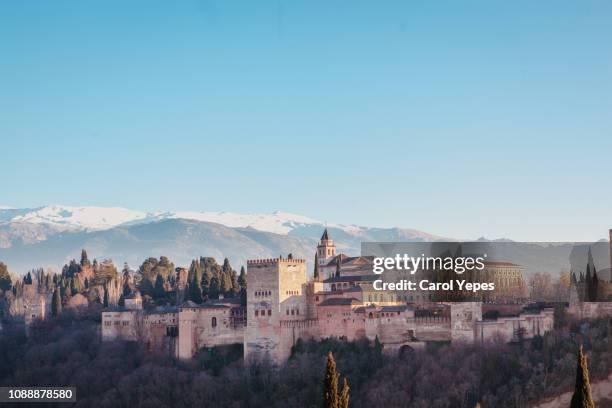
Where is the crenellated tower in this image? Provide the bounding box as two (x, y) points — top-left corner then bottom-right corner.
(244, 257), (309, 365)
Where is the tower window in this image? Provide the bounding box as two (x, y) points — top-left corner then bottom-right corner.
(212, 317), (217, 328)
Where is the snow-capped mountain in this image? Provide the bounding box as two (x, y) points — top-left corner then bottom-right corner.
(7, 205), (151, 231)
(0, 205), (443, 274)
(1, 205), (437, 238)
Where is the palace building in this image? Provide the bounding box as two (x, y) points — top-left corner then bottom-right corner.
(102, 229), (555, 365)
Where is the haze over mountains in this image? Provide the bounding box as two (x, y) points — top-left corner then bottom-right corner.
(1, 205), (610, 280)
(0, 205), (442, 274)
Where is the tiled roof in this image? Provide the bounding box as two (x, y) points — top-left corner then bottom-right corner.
(381, 305), (411, 312)
(323, 274), (377, 283)
(146, 306), (178, 315)
(484, 261), (521, 267)
(318, 298), (361, 307)
(179, 300), (229, 309)
(210, 297), (242, 306)
(324, 254), (375, 267)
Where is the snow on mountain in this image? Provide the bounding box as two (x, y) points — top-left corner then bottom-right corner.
(0, 205), (435, 239)
(0, 205), (335, 235)
(7, 205), (150, 231)
(169, 210), (322, 235)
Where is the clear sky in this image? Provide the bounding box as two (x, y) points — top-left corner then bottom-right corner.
(1, 1), (611, 242)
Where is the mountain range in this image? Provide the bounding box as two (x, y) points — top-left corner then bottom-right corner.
(0, 205), (442, 274)
(1, 205), (610, 281)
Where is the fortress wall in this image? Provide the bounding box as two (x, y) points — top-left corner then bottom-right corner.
(278, 319), (319, 360)
(476, 319), (520, 343)
(475, 309), (554, 343)
(568, 302), (612, 319)
(317, 307), (366, 341)
(450, 302), (482, 342)
(367, 314), (416, 345)
(413, 317), (452, 341)
(178, 307), (243, 360)
(101, 310), (139, 341)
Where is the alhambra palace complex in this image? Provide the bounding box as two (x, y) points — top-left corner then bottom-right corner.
(98, 229), (612, 366)
(7, 229), (611, 365)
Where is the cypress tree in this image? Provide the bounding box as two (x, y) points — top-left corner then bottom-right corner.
(80, 249), (90, 266)
(314, 253), (320, 281)
(335, 257), (341, 278)
(0, 262), (11, 292)
(52, 287), (62, 316)
(570, 345), (595, 408)
(374, 335), (384, 368)
(324, 352), (339, 408)
(230, 269), (240, 295)
(103, 285), (109, 308)
(238, 266), (247, 290)
(209, 274), (220, 299)
(188, 274), (203, 304)
(154, 274), (165, 299)
(118, 294), (125, 307)
(339, 378), (350, 408)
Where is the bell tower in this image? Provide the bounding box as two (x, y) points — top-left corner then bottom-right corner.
(317, 229), (336, 267)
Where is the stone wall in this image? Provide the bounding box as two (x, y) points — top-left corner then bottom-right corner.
(177, 306), (244, 360)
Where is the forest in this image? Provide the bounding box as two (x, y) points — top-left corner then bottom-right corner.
(0, 305), (610, 408)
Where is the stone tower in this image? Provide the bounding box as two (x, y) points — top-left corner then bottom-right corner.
(450, 302), (482, 342)
(317, 229), (336, 268)
(244, 257), (308, 365)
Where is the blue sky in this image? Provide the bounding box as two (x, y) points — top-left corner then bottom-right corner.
(1, 1), (611, 241)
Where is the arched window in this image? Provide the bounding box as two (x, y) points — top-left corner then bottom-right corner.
(211, 317), (217, 328)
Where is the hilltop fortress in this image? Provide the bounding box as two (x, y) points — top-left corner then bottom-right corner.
(102, 230), (557, 364)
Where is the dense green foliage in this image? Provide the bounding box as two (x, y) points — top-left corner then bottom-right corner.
(185, 257), (243, 304)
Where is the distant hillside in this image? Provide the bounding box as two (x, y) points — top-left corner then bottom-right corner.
(0, 205), (610, 278)
(0, 205), (444, 274)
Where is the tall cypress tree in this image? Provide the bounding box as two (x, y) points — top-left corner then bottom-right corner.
(154, 274), (165, 299)
(335, 256), (341, 278)
(373, 335), (384, 368)
(0, 262), (11, 292)
(339, 378), (350, 408)
(103, 285), (109, 308)
(238, 266), (247, 289)
(324, 352), (339, 408)
(570, 345), (595, 408)
(209, 273), (220, 299)
(52, 287), (62, 316)
(314, 253), (320, 281)
(188, 274), (203, 304)
(80, 249), (90, 266)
